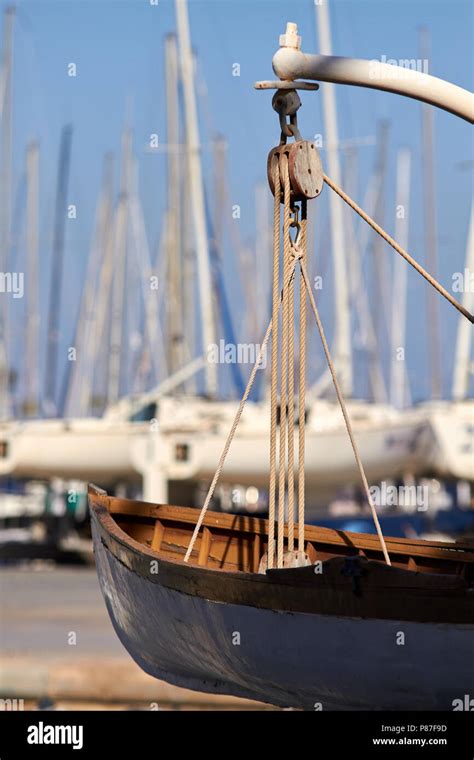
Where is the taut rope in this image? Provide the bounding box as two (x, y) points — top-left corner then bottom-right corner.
(300, 259), (391, 566)
(323, 173), (474, 324)
(277, 154), (291, 567)
(298, 200), (307, 554)
(267, 154), (281, 570)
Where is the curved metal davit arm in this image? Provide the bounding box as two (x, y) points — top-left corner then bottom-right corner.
(272, 47), (474, 124)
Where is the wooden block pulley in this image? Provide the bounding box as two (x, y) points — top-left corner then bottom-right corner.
(267, 140), (324, 202)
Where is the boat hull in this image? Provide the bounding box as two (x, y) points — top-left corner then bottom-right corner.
(92, 518), (474, 710)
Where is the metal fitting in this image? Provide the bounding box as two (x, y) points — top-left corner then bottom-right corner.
(279, 22), (301, 50)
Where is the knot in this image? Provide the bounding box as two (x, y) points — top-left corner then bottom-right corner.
(289, 240), (303, 260)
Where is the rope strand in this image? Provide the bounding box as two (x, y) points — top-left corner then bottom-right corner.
(268, 155), (281, 570)
(298, 200), (307, 553)
(324, 173), (474, 324)
(300, 259), (391, 566)
(277, 153), (291, 568)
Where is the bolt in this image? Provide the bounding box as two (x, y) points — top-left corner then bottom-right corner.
(279, 22), (302, 50)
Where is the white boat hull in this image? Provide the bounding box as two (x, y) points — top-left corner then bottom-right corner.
(420, 401), (474, 481)
(0, 420), (148, 485)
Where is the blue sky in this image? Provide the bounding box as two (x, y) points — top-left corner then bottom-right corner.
(3, 0), (473, 405)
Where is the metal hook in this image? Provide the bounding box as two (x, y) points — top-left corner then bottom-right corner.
(289, 206), (302, 249)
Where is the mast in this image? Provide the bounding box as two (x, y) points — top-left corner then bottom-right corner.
(315, 0), (352, 395)
(24, 140), (39, 416)
(165, 33), (185, 378)
(107, 126), (132, 405)
(452, 199), (474, 400)
(0, 6), (14, 419)
(420, 27), (442, 400)
(370, 120), (391, 397)
(129, 157), (165, 387)
(343, 147), (387, 403)
(0, 5), (14, 277)
(255, 181), (272, 338)
(175, 0), (217, 395)
(390, 147), (412, 409)
(82, 160), (116, 415)
(64, 152), (114, 417)
(44, 124), (73, 416)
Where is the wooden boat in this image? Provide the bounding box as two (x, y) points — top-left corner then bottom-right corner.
(89, 484), (474, 710)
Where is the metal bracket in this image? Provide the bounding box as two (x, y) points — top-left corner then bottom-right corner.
(255, 80), (319, 91)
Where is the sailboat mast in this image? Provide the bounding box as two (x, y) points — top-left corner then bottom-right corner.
(420, 27), (442, 400)
(165, 33), (184, 378)
(0, 6), (14, 419)
(315, 0), (352, 396)
(255, 181), (271, 337)
(343, 148), (387, 403)
(175, 0), (217, 395)
(81, 157), (116, 415)
(64, 152), (114, 417)
(390, 147), (411, 408)
(107, 127), (132, 405)
(452, 199), (474, 400)
(0, 5), (13, 276)
(44, 123), (73, 416)
(370, 120), (390, 393)
(24, 140), (39, 416)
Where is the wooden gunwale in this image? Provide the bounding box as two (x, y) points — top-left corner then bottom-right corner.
(89, 486), (474, 624)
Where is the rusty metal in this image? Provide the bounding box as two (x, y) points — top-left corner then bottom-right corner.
(270, 88), (303, 144)
(255, 80), (319, 91)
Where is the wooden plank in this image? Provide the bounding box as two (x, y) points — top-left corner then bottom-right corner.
(108, 497), (474, 555)
(305, 542), (318, 563)
(198, 528), (212, 567)
(104, 494), (474, 565)
(151, 520), (165, 552)
(252, 534), (261, 573)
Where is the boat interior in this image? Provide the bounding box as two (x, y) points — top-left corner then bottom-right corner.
(91, 488), (474, 583)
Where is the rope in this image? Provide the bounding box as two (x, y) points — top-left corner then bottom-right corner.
(300, 259), (391, 566)
(277, 153), (291, 568)
(298, 200), (307, 553)
(323, 173), (474, 324)
(268, 155), (281, 570)
(287, 193), (296, 553)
